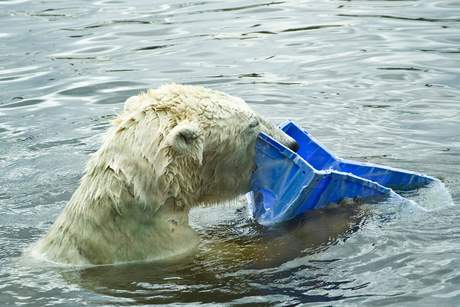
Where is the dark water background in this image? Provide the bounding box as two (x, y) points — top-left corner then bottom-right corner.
(1, 0), (459, 306)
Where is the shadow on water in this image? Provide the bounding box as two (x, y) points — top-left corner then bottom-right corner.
(56, 203), (370, 305)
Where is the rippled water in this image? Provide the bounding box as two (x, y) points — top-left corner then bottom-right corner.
(1, 0), (459, 305)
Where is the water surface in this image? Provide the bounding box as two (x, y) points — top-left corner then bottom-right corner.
(1, 0), (459, 306)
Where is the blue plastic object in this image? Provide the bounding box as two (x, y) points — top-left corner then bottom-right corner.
(279, 120), (437, 191)
(247, 120), (439, 225)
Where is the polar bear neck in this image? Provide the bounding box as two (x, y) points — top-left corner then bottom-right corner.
(29, 109), (205, 265)
(30, 149), (202, 265)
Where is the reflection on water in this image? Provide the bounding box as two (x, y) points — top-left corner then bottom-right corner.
(1, 0), (460, 306)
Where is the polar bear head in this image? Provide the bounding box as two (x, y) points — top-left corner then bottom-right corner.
(114, 84), (298, 209)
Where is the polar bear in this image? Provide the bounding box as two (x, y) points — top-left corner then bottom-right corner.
(28, 84), (299, 265)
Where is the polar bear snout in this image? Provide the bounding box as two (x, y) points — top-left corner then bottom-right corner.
(288, 140), (299, 152)
(274, 135), (298, 152)
(257, 116), (298, 153)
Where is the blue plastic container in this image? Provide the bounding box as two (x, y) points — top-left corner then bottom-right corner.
(247, 120), (438, 225)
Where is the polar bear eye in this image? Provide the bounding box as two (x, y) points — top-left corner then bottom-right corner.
(249, 118), (260, 128)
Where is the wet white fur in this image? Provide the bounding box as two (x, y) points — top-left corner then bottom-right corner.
(27, 84), (297, 265)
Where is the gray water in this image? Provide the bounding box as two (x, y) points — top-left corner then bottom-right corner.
(1, 0), (460, 305)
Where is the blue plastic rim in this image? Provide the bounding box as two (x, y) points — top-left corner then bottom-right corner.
(247, 120), (439, 225)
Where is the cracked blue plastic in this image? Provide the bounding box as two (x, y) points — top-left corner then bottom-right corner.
(247, 120), (438, 225)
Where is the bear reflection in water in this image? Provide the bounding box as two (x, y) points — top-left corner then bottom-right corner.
(205, 196), (366, 268)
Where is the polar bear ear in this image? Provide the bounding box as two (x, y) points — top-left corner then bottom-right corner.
(165, 120), (203, 162)
(124, 95), (142, 112)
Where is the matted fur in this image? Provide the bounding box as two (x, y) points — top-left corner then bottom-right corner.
(27, 84), (298, 265)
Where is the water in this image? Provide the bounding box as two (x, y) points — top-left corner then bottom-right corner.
(1, 0), (459, 305)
